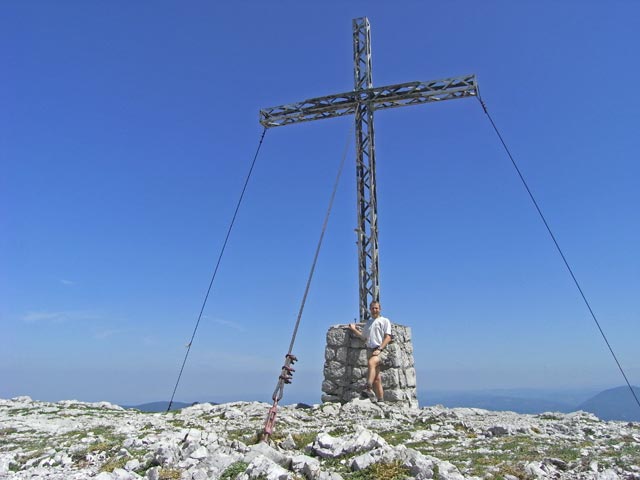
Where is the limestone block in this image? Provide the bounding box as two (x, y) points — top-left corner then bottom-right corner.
(398, 370), (407, 388)
(324, 348), (336, 362)
(240, 455), (293, 480)
(334, 373), (351, 387)
(384, 389), (404, 402)
(345, 349), (367, 367)
(381, 369), (400, 389)
(388, 351), (402, 368)
(322, 380), (338, 394)
(290, 454), (321, 478)
(243, 442), (291, 469)
(189, 469), (208, 480)
(321, 394), (341, 403)
(391, 327), (405, 343)
(94, 473), (113, 480)
(190, 446), (208, 460)
(326, 328), (347, 347)
(405, 368), (417, 387)
(324, 361), (346, 380)
(335, 347), (348, 363)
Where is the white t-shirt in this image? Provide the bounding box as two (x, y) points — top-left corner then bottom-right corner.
(363, 315), (392, 349)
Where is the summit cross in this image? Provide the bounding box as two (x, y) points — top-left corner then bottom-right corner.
(260, 17), (478, 322)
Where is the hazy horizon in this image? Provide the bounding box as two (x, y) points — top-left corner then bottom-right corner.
(2, 380), (623, 409)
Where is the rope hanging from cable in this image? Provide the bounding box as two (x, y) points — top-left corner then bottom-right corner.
(477, 95), (640, 412)
(262, 132), (351, 442)
(166, 127), (268, 413)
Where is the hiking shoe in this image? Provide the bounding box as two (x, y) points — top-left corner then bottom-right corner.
(360, 386), (376, 401)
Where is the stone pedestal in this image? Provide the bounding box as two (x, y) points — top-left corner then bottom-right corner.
(321, 323), (418, 408)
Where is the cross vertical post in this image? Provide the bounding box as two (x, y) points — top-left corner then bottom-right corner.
(353, 17), (380, 322)
(259, 17), (478, 322)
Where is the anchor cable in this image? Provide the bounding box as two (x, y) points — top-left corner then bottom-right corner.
(262, 131), (351, 441)
(167, 127), (268, 412)
(287, 132), (351, 356)
(476, 95), (640, 411)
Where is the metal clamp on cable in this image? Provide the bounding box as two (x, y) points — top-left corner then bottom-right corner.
(286, 354), (298, 363)
(262, 352), (298, 443)
(263, 405), (278, 437)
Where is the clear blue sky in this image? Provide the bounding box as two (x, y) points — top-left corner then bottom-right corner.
(2, 1), (639, 405)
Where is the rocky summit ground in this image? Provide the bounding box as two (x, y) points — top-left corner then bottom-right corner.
(1, 396), (639, 480)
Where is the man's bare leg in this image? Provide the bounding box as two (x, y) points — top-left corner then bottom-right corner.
(367, 355), (380, 386)
(367, 355), (383, 400)
(372, 372), (383, 401)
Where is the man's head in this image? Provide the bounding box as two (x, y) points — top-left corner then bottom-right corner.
(369, 301), (381, 319)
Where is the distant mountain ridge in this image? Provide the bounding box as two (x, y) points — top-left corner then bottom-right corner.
(421, 386), (640, 422)
(577, 386), (640, 422)
(423, 391), (575, 415)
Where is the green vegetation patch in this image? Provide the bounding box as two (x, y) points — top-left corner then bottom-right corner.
(226, 427), (261, 445)
(100, 456), (128, 473)
(349, 461), (411, 480)
(292, 431), (319, 449)
(379, 430), (412, 446)
(542, 443), (581, 462)
(158, 467), (182, 480)
(327, 425), (351, 436)
(10, 449), (49, 471)
(220, 461), (249, 480)
(492, 463), (535, 480)
(11, 434), (52, 453)
(6, 408), (32, 416)
(70, 427), (127, 465)
(167, 418), (188, 429)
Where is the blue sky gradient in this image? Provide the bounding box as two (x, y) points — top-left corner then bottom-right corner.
(2, 1), (639, 405)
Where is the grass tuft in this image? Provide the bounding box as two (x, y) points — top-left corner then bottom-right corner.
(350, 461), (411, 480)
(100, 456), (128, 472)
(220, 461), (249, 479)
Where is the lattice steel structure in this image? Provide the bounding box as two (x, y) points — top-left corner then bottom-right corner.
(260, 18), (478, 322)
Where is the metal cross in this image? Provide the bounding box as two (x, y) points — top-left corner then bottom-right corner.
(260, 17), (478, 322)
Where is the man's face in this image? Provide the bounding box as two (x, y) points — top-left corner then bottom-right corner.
(370, 302), (381, 318)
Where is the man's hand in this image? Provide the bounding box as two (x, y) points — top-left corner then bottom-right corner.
(348, 323), (362, 337)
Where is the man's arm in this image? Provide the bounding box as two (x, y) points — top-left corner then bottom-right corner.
(348, 323), (364, 339)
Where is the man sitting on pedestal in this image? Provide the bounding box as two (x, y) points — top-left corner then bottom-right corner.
(348, 301), (392, 402)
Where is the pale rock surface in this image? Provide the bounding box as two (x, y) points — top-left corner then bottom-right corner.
(1, 396), (639, 479)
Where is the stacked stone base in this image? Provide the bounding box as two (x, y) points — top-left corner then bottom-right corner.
(321, 323), (418, 408)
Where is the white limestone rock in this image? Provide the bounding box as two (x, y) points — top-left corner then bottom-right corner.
(1, 396), (639, 480)
(243, 442), (291, 468)
(279, 433), (297, 451)
(310, 426), (387, 458)
(238, 455), (293, 480)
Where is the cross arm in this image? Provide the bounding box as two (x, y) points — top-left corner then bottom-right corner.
(259, 92), (359, 128)
(259, 74), (477, 128)
(368, 74), (478, 113)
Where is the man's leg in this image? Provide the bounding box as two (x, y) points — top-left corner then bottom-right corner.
(372, 370), (383, 401)
(367, 355), (380, 385)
